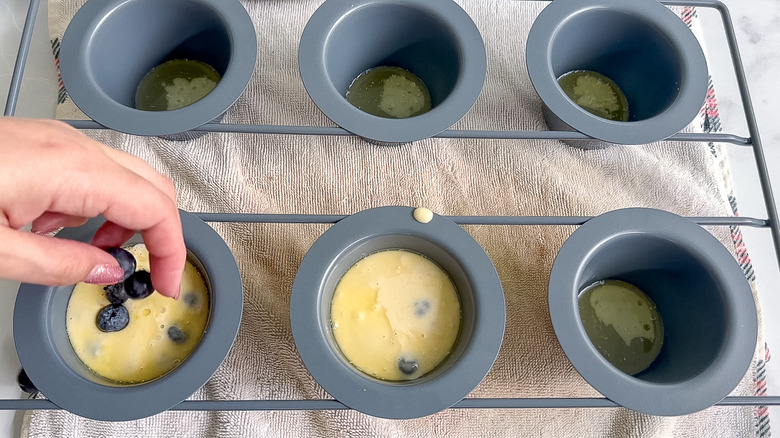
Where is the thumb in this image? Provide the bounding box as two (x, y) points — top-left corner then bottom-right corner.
(0, 227), (125, 286)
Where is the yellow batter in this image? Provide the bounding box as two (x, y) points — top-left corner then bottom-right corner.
(330, 250), (461, 381)
(66, 244), (209, 384)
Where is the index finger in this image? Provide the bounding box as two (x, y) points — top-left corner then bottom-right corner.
(92, 212), (185, 299)
(97, 145), (178, 204)
(65, 165), (186, 298)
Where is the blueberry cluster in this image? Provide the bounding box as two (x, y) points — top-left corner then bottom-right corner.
(96, 247), (154, 333)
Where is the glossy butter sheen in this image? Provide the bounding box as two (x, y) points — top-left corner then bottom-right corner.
(578, 280), (664, 375)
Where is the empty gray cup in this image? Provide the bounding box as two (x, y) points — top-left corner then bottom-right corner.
(548, 208), (757, 416)
(59, 0), (256, 138)
(526, 0), (708, 147)
(290, 206), (505, 418)
(13, 211), (243, 421)
(298, 0), (486, 144)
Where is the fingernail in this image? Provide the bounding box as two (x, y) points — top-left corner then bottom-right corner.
(85, 264), (125, 285)
(31, 216), (63, 235)
(32, 226), (61, 236)
(160, 283), (181, 300)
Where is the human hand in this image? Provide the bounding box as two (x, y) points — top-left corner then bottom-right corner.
(0, 117), (185, 298)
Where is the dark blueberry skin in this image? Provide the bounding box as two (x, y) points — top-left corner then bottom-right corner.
(398, 357), (419, 375)
(182, 292), (198, 307)
(104, 282), (129, 305)
(167, 326), (187, 344)
(96, 304), (130, 332)
(17, 369), (38, 395)
(125, 270), (154, 299)
(413, 300), (431, 317)
(105, 247), (136, 281)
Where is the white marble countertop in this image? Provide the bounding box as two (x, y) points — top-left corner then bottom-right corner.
(1, 0), (779, 436)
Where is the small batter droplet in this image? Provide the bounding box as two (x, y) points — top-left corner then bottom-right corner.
(413, 207), (434, 224)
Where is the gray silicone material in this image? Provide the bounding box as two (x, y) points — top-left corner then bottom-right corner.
(548, 208), (758, 416)
(290, 206), (505, 419)
(58, 0), (256, 137)
(298, 0), (487, 144)
(526, 0), (709, 147)
(13, 210), (243, 421)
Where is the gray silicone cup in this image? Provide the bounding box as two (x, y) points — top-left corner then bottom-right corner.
(290, 206), (506, 419)
(548, 208), (757, 416)
(13, 210), (243, 421)
(298, 0), (487, 144)
(59, 0), (257, 138)
(526, 0), (709, 147)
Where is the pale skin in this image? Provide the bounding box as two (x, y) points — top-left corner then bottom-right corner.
(0, 117), (185, 298)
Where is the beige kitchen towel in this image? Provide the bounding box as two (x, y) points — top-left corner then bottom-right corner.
(23, 0), (768, 436)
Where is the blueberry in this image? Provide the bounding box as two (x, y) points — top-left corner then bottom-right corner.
(125, 270), (154, 299)
(96, 304), (129, 332)
(183, 292), (198, 307)
(167, 326), (187, 344)
(17, 369), (38, 395)
(104, 282), (129, 305)
(413, 300), (431, 317)
(398, 357), (419, 375)
(105, 247), (136, 281)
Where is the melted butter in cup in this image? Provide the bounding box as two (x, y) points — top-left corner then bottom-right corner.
(558, 70), (629, 122)
(330, 250), (461, 380)
(346, 66), (432, 119)
(578, 279), (664, 375)
(135, 59), (221, 111)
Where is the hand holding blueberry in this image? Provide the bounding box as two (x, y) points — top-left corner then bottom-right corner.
(0, 117), (185, 298)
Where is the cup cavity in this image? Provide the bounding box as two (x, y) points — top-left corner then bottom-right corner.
(299, 0), (486, 144)
(549, 208), (757, 416)
(527, 0), (708, 146)
(320, 236), (476, 383)
(14, 211), (243, 421)
(291, 207), (504, 419)
(59, 0), (256, 137)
